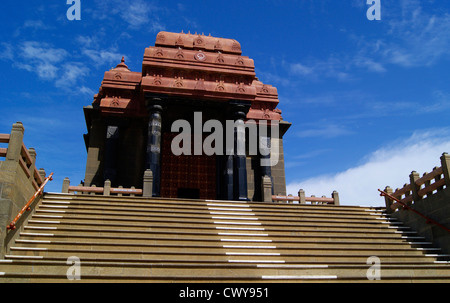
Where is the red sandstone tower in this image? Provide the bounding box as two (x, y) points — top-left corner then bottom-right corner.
(83, 31), (290, 201)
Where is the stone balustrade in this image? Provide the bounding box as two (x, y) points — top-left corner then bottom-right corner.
(272, 189), (340, 205)
(383, 152), (450, 255)
(0, 122), (47, 257)
(384, 153), (450, 212)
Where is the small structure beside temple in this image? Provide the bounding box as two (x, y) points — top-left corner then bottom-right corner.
(83, 31), (291, 201)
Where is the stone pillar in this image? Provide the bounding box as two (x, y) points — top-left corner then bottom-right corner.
(62, 177), (70, 194)
(298, 189), (306, 204)
(146, 102), (163, 197)
(260, 135), (273, 198)
(261, 175), (272, 203)
(38, 168), (46, 183)
(383, 186), (394, 214)
(28, 148), (36, 183)
(232, 106), (249, 201)
(6, 122), (24, 163)
(104, 179), (111, 196)
(223, 155), (234, 200)
(332, 190), (340, 206)
(104, 125), (120, 185)
(143, 169), (153, 198)
(440, 153), (450, 187)
(409, 171), (420, 203)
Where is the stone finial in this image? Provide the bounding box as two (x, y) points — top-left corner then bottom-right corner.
(104, 179), (111, 196)
(62, 177), (70, 194)
(12, 121), (25, 133)
(6, 122), (25, 162)
(441, 152), (450, 187)
(113, 56), (130, 71)
(261, 175), (272, 203)
(332, 190), (340, 206)
(409, 171), (420, 203)
(143, 169), (153, 198)
(383, 186), (394, 213)
(298, 189), (306, 204)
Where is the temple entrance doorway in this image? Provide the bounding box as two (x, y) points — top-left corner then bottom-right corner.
(160, 132), (217, 200)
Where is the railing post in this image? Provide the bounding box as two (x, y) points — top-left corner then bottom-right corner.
(332, 190), (340, 205)
(91, 184), (97, 195)
(62, 177), (70, 193)
(409, 171), (420, 203)
(5, 122), (24, 163)
(298, 189), (306, 204)
(38, 168), (46, 181)
(440, 152), (450, 187)
(143, 169), (153, 198)
(261, 175), (272, 203)
(118, 185), (123, 197)
(28, 148), (36, 183)
(104, 180), (111, 196)
(384, 186), (394, 213)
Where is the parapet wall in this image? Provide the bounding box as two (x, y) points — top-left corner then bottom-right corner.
(0, 122), (46, 258)
(383, 153), (450, 255)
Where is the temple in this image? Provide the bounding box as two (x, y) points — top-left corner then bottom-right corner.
(83, 31), (291, 201)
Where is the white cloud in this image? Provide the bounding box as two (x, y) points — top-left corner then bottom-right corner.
(15, 41), (68, 81)
(79, 86), (96, 96)
(20, 41), (68, 64)
(55, 63), (90, 88)
(90, 0), (164, 31)
(286, 129), (450, 207)
(121, 0), (152, 28)
(288, 56), (353, 81)
(81, 49), (123, 67)
(296, 123), (354, 139)
(0, 42), (14, 61)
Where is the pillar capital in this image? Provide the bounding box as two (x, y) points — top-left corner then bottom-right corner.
(145, 94), (166, 112)
(11, 121), (25, 134)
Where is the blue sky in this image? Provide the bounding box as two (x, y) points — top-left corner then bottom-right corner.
(1, 0), (450, 206)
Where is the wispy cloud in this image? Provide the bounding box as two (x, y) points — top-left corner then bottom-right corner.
(89, 0), (164, 31)
(287, 128), (450, 206)
(278, 2), (450, 83)
(296, 122), (354, 139)
(288, 55), (354, 82)
(20, 41), (68, 64)
(81, 48), (123, 67)
(120, 0), (152, 28)
(5, 41), (91, 89)
(79, 86), (96, 96)
(381, 7), (450, 67)
(55, 63), (90, 88)
(14, 41), (68, 81)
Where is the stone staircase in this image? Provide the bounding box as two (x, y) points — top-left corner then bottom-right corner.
(1, 192), (450, 282)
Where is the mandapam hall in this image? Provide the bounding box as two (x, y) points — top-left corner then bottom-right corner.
(82, 31), (291, 201)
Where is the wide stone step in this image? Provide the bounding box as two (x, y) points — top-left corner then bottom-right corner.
(39, 197), (389, 216)
(20, 224), (418, 242)
(34, 207), (394, 225)
(8, 246), (444, 263)
(17, 232), (432, 248)
(41, 194), (384, 215)
(5, 193), (446, 283)
(1, 259), (450, 278)
(7, 254), (448, 265)
(13, 238), (440, 253)
(2, 271), (450, 283)
(24, 218), (408, 234)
